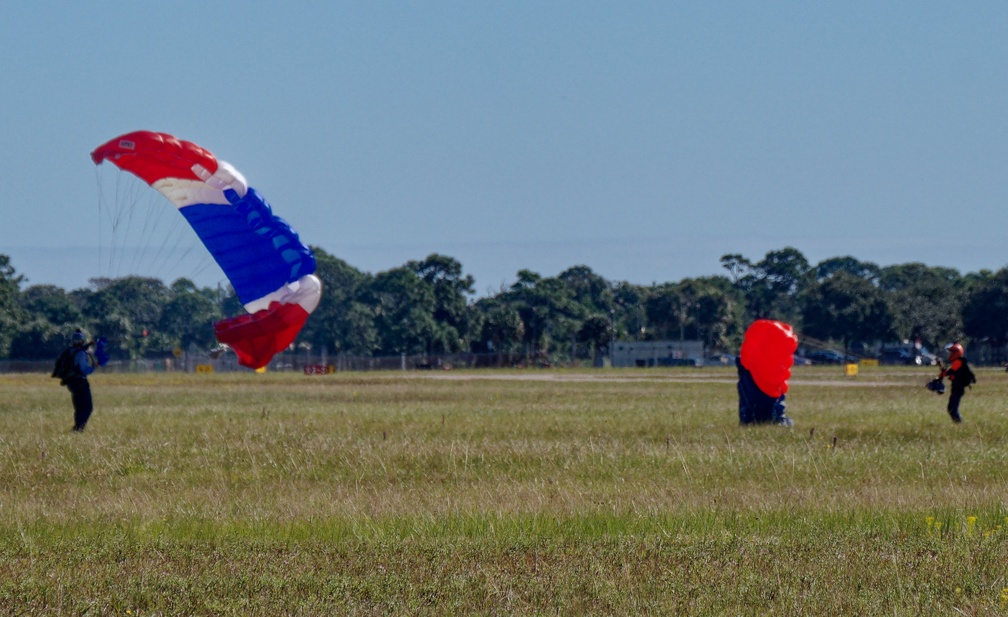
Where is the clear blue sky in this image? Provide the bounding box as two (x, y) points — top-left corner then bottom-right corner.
(3, 2), (1006, 296)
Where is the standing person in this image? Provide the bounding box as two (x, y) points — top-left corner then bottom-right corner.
(52, 329), (96, 432)
(938, 342), (976, 423)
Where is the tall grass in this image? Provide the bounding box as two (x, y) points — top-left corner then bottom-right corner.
(1, 368), (1006, 614)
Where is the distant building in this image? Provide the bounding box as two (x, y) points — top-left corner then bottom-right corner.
(612, 340), (704, 368)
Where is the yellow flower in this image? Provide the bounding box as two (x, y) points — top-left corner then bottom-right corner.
(966, 516), (977, 536)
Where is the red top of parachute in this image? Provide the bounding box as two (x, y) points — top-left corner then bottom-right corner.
(90, 130), (218, 185)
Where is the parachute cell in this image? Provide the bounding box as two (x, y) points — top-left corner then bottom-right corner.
(91, 131), (321, 369)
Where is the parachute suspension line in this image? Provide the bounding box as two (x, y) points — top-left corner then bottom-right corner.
(95, 164), (216, 285)
(95, 164), (128, 279)
(103, 164), (145, 278)
(94, 166), (103, 281)
(126, 183), (211, 284)
(111, 167), (135, 276)
(126, 188), (178, 276)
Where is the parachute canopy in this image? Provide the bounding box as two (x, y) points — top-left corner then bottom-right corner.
(739, 319), (798, 398)
(91, 131), (321, 369)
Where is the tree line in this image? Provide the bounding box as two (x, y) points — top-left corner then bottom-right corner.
(3, 246), (1008, 364)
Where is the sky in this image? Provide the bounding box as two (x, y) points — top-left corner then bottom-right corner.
(2, 2), (1006, 297)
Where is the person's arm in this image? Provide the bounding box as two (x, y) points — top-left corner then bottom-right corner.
(74, 349), (95, 376)
(944, 359), (961, 382)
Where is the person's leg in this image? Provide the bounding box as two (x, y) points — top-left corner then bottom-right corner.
(947, 390), (963, 423)
(69, 379), (93, 431)
(738, 381), (754, 425)
(772, 395), (793, 427)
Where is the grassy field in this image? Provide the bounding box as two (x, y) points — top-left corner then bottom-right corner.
(1, 366), (1007, 615)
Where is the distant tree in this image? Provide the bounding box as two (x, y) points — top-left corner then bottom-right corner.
(11, 284), (87, 360)
(300, 248), (378, 356)
(15, 245), (1008, 366)
(8, 319), (66, 360)
(642, 277), (744, 351)
(682, 276), (746, 351)
(83, 276), (171, 359)
(801, 271), (894, 350)
(611, 281), (648, 342)
(365, 266), (437, 355)
(577, 313), (613, 364)
(476, 300), (525, 364)
(19, 284), (83, 326)
(719, 253), (752, 285)
(0, 254), (25, 356)
(744, 247), (812, 324)
(962, 268), (1008, 349)
(644, 282), (687, 341)
(878, 263), (962, 348)
(158, 278), (222, 351)
(217, 284), (244, 318)
(510, 269), (541, 291)
(814, 256), (881, 282)
(503, 272), (583, 358)
(408, 254), (475, 353)
(558, 265), (613, 314)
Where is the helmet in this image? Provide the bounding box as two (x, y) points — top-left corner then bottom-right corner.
(70, 329), (86, 346)
(944, 342), (964, 361)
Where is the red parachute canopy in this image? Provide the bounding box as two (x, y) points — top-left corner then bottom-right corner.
(740, 320), (798, 398)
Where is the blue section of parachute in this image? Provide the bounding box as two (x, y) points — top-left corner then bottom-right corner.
(179, 186), (316, 306)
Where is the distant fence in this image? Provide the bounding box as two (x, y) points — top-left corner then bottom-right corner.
(7, 345), (1007, 375)
(1, 358), (185, 375)
(0, 351), (553, 375)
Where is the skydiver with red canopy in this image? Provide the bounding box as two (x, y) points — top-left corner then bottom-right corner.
(736, 320), (796, 427)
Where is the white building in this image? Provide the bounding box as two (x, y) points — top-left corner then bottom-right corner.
(612, 340), (705, 368)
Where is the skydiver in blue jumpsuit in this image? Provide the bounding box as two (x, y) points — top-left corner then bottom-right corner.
(53, 330), (96, 431)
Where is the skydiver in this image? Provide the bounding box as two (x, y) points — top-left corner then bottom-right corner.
(736, 357), (794, 426)
(52, 329), (97, 432)
(937, 342), (976, 423)
(736, 319), (796, 427)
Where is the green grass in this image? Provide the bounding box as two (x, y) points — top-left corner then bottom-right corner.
(2, 367), (1007, 615)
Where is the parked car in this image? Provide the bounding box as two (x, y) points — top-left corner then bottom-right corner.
(792, 354), (813, 366)
(803, 349), (857, 365)
(877, 346), (937, 366)
(704, 353), (736, 366)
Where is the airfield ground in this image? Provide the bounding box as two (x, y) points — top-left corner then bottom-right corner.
(1, 366), (1006, 614)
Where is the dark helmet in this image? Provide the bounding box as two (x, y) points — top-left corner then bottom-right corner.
(71, 329), (86, 346)
(944, 342), (964, 361)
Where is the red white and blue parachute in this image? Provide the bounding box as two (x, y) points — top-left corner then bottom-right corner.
(91, 131), (321, 369)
